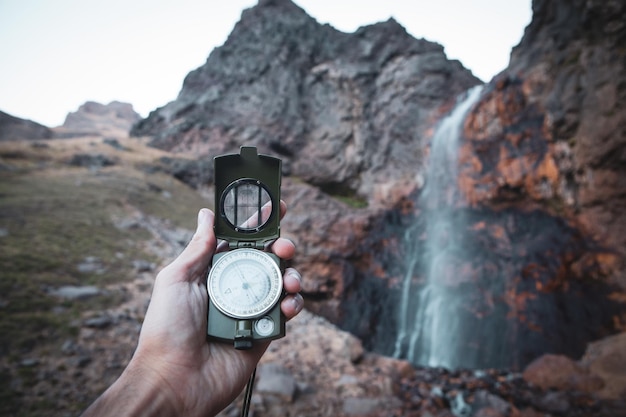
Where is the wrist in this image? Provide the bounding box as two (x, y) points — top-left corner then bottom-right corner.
(81, 356), (181, 417)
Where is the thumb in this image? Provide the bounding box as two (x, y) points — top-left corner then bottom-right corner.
(163, 208), (217, 283)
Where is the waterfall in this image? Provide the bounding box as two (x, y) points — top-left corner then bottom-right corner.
(393, 85), (484, 368)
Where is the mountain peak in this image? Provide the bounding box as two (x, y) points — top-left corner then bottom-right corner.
(257, 0), (299, 8)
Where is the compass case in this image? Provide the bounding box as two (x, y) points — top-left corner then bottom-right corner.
(207, 146), (285, 349)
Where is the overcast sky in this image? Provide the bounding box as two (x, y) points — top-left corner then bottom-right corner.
(0, 0), (531, 127)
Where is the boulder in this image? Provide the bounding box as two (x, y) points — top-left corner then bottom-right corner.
(522, 353), (604, 393)
(581, 331), (626, 399)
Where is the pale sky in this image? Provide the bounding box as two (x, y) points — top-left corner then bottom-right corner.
(0, 0), (531, 127)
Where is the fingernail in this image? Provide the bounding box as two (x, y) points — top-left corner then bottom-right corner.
(288, 269), (301, 284)
(197, 208), (210, 229)
(292, 294), (304, 313)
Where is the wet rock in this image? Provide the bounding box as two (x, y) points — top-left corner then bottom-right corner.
(449, 392), (472, 417)
(472, 390), (510, 415)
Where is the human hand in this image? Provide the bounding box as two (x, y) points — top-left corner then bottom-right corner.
(82, 203), (303, 417)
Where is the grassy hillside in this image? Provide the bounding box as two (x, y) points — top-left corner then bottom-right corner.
(0, 136), (211, 415)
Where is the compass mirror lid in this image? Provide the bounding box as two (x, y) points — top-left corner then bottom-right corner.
(213, 146), (281, 246)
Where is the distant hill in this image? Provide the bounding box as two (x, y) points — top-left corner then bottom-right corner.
(55, 101), (141, 138)
(0, 101), (141, 141)
(0, 110), (52, 141)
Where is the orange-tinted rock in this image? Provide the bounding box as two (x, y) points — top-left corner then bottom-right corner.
(522, 354), (604, 392)
(580, 331), (626, 400)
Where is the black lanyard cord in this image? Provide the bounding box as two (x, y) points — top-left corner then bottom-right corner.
(240, 367), (256, 417)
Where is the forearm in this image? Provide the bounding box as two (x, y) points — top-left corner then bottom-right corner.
(81, 359), (180, 417)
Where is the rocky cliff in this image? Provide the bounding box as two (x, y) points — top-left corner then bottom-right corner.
(132, 0), (625, 370)
(448, 0), (626, 366)
(463, 0), (625, 282)
(132, 0), (480, 208)
(131, 0), (480, 321)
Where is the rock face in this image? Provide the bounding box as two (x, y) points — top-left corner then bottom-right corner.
(373, 0), (626, 368)
(131, 0), (480, 208)
(58, 101), (140, 138)
(439, 0), (626, 367)
(0, 110), (52, 140)
(463, 0), (626, 284)
(131, 0), (480, 335)
(131, 0), (626, 370)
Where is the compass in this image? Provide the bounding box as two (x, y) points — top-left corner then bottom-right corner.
(207, 146), (285, 349)
(208, 248), (282, 319)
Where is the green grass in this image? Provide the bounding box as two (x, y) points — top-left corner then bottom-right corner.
(313, 180), (369, 208)
(0, 140), (212, 415)
(0, 166), (208, 346)
(334, 194), (369, 208)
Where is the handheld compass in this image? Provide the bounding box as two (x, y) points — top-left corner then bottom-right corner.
(207, 146), (285, 349)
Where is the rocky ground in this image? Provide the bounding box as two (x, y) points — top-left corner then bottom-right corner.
(0, 138), (623, 417)
(1, 91), (625, 416)
(8, 256), (626, 417)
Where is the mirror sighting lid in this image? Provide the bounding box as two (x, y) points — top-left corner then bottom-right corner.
(213, 146), (281, 246)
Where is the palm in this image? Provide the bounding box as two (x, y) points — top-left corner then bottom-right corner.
(81, 207), (301, 417)
(138, 279), (266, 416)
(131, 207), (296, 417)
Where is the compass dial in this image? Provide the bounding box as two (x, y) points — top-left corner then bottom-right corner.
(208, 249), (282, 319)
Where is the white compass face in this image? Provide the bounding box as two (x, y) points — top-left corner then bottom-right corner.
(208, 249), (282, 319)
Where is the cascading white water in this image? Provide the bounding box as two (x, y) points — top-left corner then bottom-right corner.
(393, 85), (484, 368)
